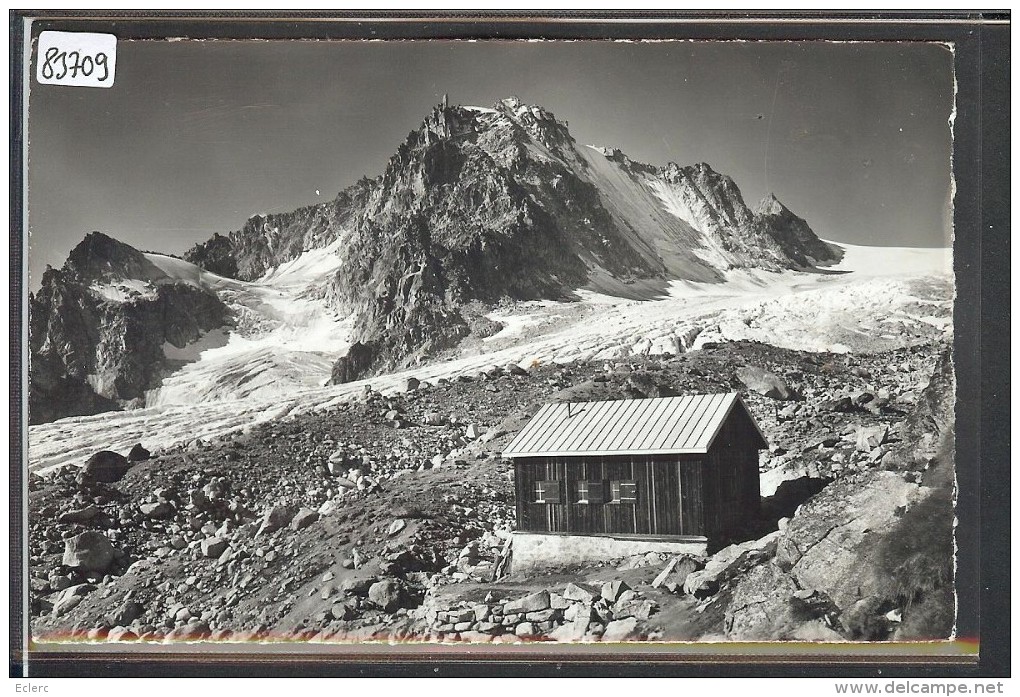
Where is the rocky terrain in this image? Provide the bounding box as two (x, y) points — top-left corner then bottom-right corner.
(28, 338), (955, 645)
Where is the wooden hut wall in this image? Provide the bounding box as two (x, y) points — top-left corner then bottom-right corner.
(678, 459), (706, 536)
(515, 455), (711, 537)
(703, 407), (763, 539)
(512, 401), (765, 542)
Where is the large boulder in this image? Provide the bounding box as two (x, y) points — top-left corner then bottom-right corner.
(166, 620), (211, 641)
(256, 504), (298, 537)
(601, 617), (642, 642)
(772, 470), (923, 611)
(562, 582), (597, 603)
(503, 590), (550, 614)
(367, 579), (405, 612)
(77, 451), (133, 484)
(62, 531), (118, 572)
(107, 600), (145, 626)
(759, 459), (827, 499)
(652, 555), (704, 590)
(548, 608), (592, 642)
(723, 563), (804, 640)
(57, 505), (102, 525)
(672, 556), (704, 589)
(727, 468), (937, 640)
(201, 537), (228, 558)
(290, 508), (320, 531)
(51, 583), (95, 617)
(126, 443), (150, 462)
(423, 412), (446, 426)
(683, 531), (781, 598)
(855, 424), (889, 452)
(330, 601), (355, 621)
(601, 580), (630, 603)
(339, 574), (378, 597)
(139, 501), (174, 519)
(736, 366), (797, 401)
(515, 622), (537, 638)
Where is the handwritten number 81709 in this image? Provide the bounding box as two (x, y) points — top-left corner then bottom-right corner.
(40, 47), (110, 82)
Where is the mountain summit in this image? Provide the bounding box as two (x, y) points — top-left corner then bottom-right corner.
(30, 98), (843, 423)
(184, 97), (841, 383)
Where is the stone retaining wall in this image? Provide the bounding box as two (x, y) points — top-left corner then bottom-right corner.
(512, 532), (707, 575)
(419, 580), (659, 643)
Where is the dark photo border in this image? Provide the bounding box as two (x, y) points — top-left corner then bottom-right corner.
(9, 10), (1010, 678)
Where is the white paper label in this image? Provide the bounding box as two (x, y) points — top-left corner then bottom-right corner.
(36, 31), (117, 88)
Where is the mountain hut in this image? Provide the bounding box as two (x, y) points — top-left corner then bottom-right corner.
(502, 392), (768, 572)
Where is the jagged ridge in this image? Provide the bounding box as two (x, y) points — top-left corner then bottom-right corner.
(29, 233), (229, 424)
(32, 99), (842, 419)
(179, 97), (839, 383)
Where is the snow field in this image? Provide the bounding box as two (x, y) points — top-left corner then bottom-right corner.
(29, 242), (952, 474)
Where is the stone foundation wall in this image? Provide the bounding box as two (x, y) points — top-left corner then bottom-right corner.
(419, 579), (662, 643)
(512, 532), (707, 575)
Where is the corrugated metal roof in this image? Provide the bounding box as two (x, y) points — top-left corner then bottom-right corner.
(503, 392), (767, 458)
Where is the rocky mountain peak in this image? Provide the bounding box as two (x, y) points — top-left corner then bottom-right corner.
(30, 232), (229, 424)
(757, 193), (790, 218)
(168, 97), (840, 386)
(492, 97), (573, 152)
(498, 95), (525, 110)
(62, 231), (167, 285)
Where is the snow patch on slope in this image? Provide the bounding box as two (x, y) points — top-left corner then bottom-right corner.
(162, 329), (231, 362)
(144, 253), (244, 291)
(140, 246), (354, 408)
(647, 177), (732, 269)
(88, 279), (157, 303)
(256, 234), (346, 291)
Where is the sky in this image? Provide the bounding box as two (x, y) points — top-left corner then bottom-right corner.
(26, 39), (955, 287)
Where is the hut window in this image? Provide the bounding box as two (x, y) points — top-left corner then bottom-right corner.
(534, 480), (561, 504)
(574, 480), (589, 503)
(609, 480), (637, 504)
(573, 481), (604, 504)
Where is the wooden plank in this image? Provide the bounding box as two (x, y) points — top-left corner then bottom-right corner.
(647, 458), (655, 534)
(515, 461), (526, 531)
(680, 459), (705, 537)
(652, 458), (681, 536)
(676, 459), (685, 535)
(633, 455), (650, 535)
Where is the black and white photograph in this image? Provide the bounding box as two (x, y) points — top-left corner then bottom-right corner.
(22, 31), (966, 658)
